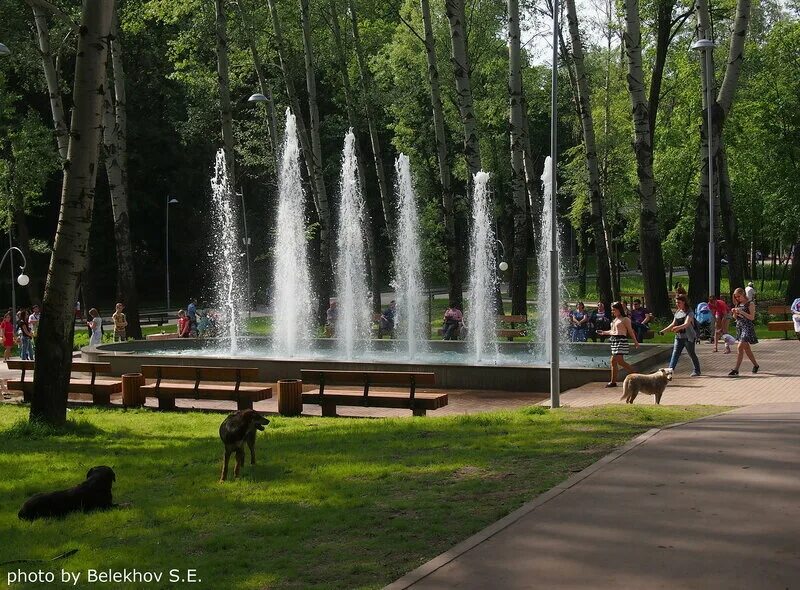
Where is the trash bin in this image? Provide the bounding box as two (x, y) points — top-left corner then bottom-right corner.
(277, 379), (303, 417)
(122, 373), (144, 407)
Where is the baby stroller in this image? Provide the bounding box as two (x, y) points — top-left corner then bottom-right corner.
(695, 302), (713, 342)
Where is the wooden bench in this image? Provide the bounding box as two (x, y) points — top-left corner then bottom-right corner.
(300, 369), (447, 417)
(7, 360), (122, 404)
(140, 365), (272, 410)
(767, 305), (794, 339)
(497, 315), (527, 341)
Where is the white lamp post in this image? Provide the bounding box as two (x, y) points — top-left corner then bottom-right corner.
(692, 38), (716, 299)
(237, 190), (252, 320)
(549, 0), (561, 408)
(165, 197), (179, 311)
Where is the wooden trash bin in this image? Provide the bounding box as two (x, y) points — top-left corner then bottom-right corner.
(122, 373), (145, 407)
(277, 379), (303, 417)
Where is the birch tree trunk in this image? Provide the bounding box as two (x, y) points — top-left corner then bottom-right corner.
(329, 2), (382, 312)
(236, 0), (279, 163)
(622, 0), (670, 317)
(445, 0), (482, 176)
(521, 94), (540, 256)
(299, 0), (333, 322)
(31, 0), (113, 426)
(421, 0), (461, 306)
(102, 11), (141, 339)
(565, 0), (613, 307)
(508, 0), (528, 316)
(215, 0), (236, 189)
(347, 0), (393, 235)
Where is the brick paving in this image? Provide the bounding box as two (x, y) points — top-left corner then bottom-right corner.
(1, 339), (797, 416)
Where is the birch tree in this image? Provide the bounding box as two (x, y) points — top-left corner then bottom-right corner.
(565, 0), (613, 306)
(31, 0), (114, 426)
(215, 0), (236, 188)
(421, 0), (461, 306)
(622, 0), (670, 317)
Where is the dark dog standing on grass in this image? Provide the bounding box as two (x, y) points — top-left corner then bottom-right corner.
(18, 466), (116, 520)
(219, 410), (270, 482)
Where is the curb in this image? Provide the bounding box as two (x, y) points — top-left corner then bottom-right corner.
(383, 412), (727, 590)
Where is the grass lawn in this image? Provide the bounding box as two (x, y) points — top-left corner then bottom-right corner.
(1, 404), (725, 589)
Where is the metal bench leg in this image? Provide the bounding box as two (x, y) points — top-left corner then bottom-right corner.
(321, 401), (338, 417)
(237, 399), (253, 411)
(412, 408), (427, 417)
(158, 396), (176, 410)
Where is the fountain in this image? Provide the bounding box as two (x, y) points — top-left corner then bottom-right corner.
(271, 109), (313, 357)
(535, 156), (568, 360)
(210, 148), (243, 352)
(391, 154), (427, 358)
(467, 171), (499, 362)
(335, 130), (372, 359)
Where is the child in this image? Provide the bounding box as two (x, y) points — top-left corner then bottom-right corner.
(718, 332), (737, 354)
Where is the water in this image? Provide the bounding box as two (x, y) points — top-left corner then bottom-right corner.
(535, 156), (568, 360)
(271, 109), (313, 357)
(335, 130), (372, 359)
(210, 148), (242, 352)
(467, 171), (499, 362)
(391, 154), (427, 358)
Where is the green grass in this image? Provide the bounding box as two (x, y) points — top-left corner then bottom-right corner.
(0, 404), (725, 589)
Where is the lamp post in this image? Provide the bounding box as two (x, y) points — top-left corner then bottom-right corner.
(692, 38), (716, 299)
(165, 197), (179, 311)
(237, 190), (252, 320)
(549, 0), (561, 408)
(1, 239), (30, 323)
(248, 92), (279, 162)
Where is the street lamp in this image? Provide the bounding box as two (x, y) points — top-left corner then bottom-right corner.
(549, 0), (561, 408)
(247, 93), (268, 103)
(1, 241), (30, 323)
(165, 197), (179, 311)
(0, 43), (10, 56)
(692, 38), (716, 299)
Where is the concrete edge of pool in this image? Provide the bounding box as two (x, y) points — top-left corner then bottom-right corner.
(84, 338), (673, 393)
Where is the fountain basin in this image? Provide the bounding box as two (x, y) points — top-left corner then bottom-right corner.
(84, 339), (671, 393)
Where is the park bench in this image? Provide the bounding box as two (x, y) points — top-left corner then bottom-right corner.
(138, 311), (174, 327)
(7, 360), (122, 404)
(139, 365), (272, 410)
(767, 305), (794, 339)
(496, 315), (527, 341)
(300, 369), (447, 417)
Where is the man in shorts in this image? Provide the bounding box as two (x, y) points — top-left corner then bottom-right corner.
(112, 302), (128, 342)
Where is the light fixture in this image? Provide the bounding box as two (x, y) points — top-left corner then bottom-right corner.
(691, 39), (716, 50)
(498, 261), (509, 272)
(0, 43), (10, 56)
(169, 198), (179, 205)
(248, 93), (268, 102)
(16, 273), (29, 286)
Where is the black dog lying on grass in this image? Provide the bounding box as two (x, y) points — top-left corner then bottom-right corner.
(219, 410), (270, 482)
(18, 466), (116, 521)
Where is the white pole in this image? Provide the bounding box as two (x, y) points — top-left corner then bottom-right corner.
(705, 48), (715, 299)
(165, 196), (171, 312)
(550, 0), (561, 408)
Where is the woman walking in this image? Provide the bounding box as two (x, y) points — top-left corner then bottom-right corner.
(659, 294), (701, 376)
(597, 301), (639, 387)
(729, 287), (759, 376)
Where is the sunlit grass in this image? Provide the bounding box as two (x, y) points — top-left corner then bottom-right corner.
(0, 404), (725, 589)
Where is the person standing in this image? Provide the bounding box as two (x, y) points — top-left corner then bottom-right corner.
(569, 302), (589, 342)
(17, 310), (34, 361)
(187, 299), (198, 336)
(28, 304), (40, 355)
(87, 308), (103, 347)
(729, 287), (759, 376)
(112, 303), (128, 342)
(597, 301), (639, 387)
(659, 294), (702, 376)
(177, 310), (191, 337)
(745, 282), (756, 303)
(708, 295), (730, 352)
(0, 311), (12, 362)
(325, 301), (338, 337)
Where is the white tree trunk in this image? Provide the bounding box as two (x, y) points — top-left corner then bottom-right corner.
(31, 0), (114, 426)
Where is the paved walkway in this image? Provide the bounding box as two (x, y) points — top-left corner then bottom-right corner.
(388, 403), (800, 589)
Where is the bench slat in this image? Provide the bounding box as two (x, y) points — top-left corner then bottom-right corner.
(768, 321), (794, 330)
(767, 306), (791, 315)
(140, 365), (260, 382)
(302, 391), (447, 410)
(300, 369), (436, 386)
(496, 315), (527, 323)
(140, 383), (271, 401)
